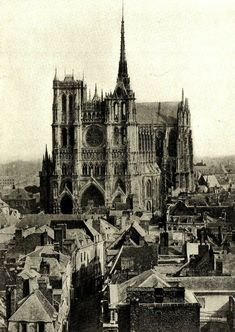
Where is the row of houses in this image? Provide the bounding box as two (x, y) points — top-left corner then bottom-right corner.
(0, 214), (109, 331)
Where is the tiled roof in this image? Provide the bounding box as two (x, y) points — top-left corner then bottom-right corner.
(136, 102), (179, 125)
(9, 290), (56, 322)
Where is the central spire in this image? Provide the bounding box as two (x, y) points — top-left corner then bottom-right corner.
(117, 1), (130, 90)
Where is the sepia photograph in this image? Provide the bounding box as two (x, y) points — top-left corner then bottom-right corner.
(1, 0), (235, 331)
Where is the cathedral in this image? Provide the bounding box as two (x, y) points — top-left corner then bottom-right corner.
(40, 10), (194, 214)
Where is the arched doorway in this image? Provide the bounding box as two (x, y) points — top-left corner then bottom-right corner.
(112, 194), (122, 208)
(60, 195), (73, 214)
(81, 185), (105, 208)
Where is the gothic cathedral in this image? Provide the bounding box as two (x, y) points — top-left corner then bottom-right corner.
(40, 12), (194, 214)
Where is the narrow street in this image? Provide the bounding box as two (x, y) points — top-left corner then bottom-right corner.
(69, 294), (103, 332)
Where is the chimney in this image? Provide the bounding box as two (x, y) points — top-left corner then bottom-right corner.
(40, 231), (48, 246)
(54, 228), (63, 249)
(40, 259), (50, 275)
(54, 242), (60, 252)
(15, 229), (23, 243)
(215, 256), (223, 275)
(57, 223), (67, 239)
(198, 243), (209, 258)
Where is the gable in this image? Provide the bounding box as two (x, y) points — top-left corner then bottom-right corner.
(9, 290), (56, 323)
(170, 201), (194, 216)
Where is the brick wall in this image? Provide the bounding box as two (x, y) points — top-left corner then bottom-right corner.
(129, 302), (200, 332)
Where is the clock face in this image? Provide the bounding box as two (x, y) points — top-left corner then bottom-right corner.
(86, 125), (104, 147)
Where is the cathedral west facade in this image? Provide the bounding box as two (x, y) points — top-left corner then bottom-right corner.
(40, 12), (194, 214)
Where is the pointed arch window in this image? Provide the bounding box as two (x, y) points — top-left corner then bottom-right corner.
(88, 164), (93, 176)
(121, 103), (126, 120)
(69, 95), (73, 121)
(62, 128), (67, 147)
(101, 164), (106, 176)
(114, 103), (118, 121)
(156, 132), (164, 158)
(146, 179), (152, 198)
(94, 164), (99, 176)
(114, 163), (119, 175)
(121, 127), (126, 144)
(114, 127), (119, 145)
(83, 163), (88, 176)
(168, 130), (178, 157)
(69, 127), (74, 147)
(62, 164), (67, 175)
(62, 95), (67, 122)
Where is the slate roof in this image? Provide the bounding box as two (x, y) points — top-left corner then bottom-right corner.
(167, 276), (235, 291)
(9, 290), (57, 322)
(24, 256), (62, 278)
(136, 102), (179, 126)
(17, 214), (82, 228)
(107, 221), (146, 249)
(114, 269), (197, 304)
(66, 228), (93, 248)
(20, 245), (70, 271)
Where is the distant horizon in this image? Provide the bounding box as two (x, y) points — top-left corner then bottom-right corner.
(1, 154), (235, 165)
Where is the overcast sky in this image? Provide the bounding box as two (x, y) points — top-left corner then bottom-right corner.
(1, 0), (235, 162)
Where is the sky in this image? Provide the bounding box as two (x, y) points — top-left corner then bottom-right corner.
(1, 0), (235, 162)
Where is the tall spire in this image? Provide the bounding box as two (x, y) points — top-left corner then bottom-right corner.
(45, 144), (48, 161)
(117, 0), (130, 90)
(54, 67), (58, 81)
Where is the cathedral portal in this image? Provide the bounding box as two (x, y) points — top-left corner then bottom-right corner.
(60, 195), (73, 214)
(80, 185), (105, 208)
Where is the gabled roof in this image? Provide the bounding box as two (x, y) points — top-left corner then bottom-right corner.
(168, 201), (194, 216)
(107, 221), (146, 250)
(19, 245), (70, 271)
(9, 290), (57, 322)
(111, 269), (197, 305)
(117, 269), (170, 303)
(24, 256), (62, 278)
(66, 228), (93, 249)
(136, 102), (179, 126)
(18, 268), (40, 280)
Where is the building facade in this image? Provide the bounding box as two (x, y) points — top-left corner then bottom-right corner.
(40, 12), (194, 214)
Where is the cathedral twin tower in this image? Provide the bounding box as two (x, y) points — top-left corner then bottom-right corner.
(40, 11), (194, 214)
